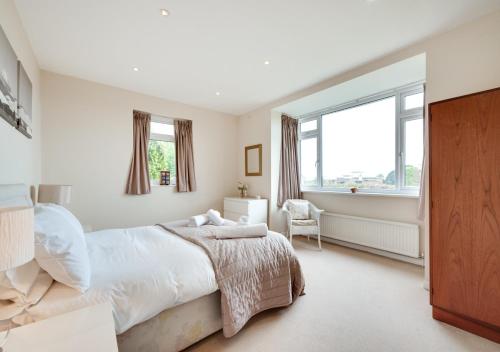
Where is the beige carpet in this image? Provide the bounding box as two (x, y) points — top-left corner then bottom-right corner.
(187, 237), (500, 352)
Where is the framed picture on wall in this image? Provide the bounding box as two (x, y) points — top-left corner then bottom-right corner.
(0, 25), (18, 127)
(160, 170), (170, 185)
(17, 61), (32, 138)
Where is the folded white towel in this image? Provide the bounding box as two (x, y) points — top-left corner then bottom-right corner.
(207, 209), (225, 226)
(188, 214), (209, 227)
(223, 219), (237, 226)
(214, 223), (268, 239)
(238, 215), (249, 225)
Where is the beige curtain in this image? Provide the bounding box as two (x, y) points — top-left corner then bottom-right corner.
(418, 122), (428, 220)
(277, 115), (301, 207)
(125, 110), (151, 195)
(175, 120), (197, 192)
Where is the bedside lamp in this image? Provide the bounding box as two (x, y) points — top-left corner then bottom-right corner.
(0, 206), (34, 350)
(0, 207), (34, 271)
(37, 185), (72, 206)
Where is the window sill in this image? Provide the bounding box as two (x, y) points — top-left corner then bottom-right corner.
(302, 189), (419, 199)
(151, 184), (176, 188)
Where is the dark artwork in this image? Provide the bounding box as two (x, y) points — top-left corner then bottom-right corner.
(0, 25), (18, 127)
(17, 61), (32, 138)
(160, 171), (170, 185)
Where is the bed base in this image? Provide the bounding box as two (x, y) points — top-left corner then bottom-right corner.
(117, 291), (222, 352)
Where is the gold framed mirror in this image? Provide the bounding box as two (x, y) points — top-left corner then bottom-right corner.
(245, 144), (262, 176)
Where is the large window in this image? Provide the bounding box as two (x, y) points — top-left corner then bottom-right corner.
(148, 116), (176, 185)
(299, 84), (424, 195)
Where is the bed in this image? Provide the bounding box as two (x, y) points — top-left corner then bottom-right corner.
(30, 225), (223, 352)
(0, 184), (304, 351)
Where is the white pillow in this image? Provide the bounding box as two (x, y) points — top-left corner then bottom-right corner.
(288, 200), (309, 220)
(34, 204), (91, 292)
(39, 203), (84, 234)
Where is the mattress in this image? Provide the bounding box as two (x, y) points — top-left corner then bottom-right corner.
(27, 225), (218, 334)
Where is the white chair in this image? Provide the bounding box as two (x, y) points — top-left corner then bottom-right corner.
(282, 199), (324, 249)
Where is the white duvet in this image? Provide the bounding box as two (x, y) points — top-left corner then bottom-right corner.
(27, 224), (218, 334)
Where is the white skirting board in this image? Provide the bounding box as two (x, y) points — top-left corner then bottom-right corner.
(320, 212), (422, 260)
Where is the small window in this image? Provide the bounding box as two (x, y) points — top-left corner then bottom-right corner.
(151, 121), (174, 136)
(148, 117), (176, 185)
(403, 118), (423, 187)
(300, 119), (317, 133)
(300, 137), (318, 186)
(403, 92), (424, 110)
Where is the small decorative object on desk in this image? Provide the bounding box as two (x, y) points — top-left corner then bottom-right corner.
(160, 171), (170, 185)
(350, 187), (358, 194)
(237, 182), (248, 198)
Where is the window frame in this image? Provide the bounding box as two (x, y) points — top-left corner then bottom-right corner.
(299, 128), (320, 187)
(299, 82), (424, 196)
(150, 115), (175, 142)
(148, 115), (176, 186)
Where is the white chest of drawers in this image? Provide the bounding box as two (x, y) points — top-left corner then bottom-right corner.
(223, 197), (268, 224)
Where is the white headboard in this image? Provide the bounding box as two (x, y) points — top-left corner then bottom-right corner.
(0, 184), (34, 208)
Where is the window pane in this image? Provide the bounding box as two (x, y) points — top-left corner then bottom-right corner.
(322, 97), (396, 190)
(151, 121), (174, 136)
(404, 119), (423, 187)
(404, 92), (424, 110)
(300, 137), (317, 186)
(300, 119), (317, 133)
(148, 140), (176, 185)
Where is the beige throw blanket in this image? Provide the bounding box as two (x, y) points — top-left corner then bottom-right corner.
(158, 223), (305, 337)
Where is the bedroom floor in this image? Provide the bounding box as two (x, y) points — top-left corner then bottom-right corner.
(186, 237), (500, 352)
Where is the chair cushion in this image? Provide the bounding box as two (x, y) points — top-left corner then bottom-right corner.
(292, 219), (318, 226)
(288, 200), (309, 220)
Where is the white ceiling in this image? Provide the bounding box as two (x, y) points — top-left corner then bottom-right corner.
(277, 54), (426, 116)
(14, 0), (500, 115)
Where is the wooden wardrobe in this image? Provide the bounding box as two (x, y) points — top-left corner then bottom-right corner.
(429, 87), (500, 343)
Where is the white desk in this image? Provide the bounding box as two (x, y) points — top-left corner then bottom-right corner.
(4, 303), (118, 352)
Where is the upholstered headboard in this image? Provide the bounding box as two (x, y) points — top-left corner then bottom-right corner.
(0, 184), (35, 208)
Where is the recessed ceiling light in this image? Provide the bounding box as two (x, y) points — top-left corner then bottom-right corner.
(264, 60), (270, 65)
(215, 92), (221, 96)
(133, 67), (139, 72)
(160, 9), (169, 16)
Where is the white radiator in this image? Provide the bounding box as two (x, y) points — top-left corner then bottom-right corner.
(320, 212), (420, 258)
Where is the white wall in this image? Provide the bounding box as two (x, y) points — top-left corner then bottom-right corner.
(41, 71), (238, 230)
(237, 111), (271, 199)
(0, 0), (41, 186)
(237, 10), (500, 287)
